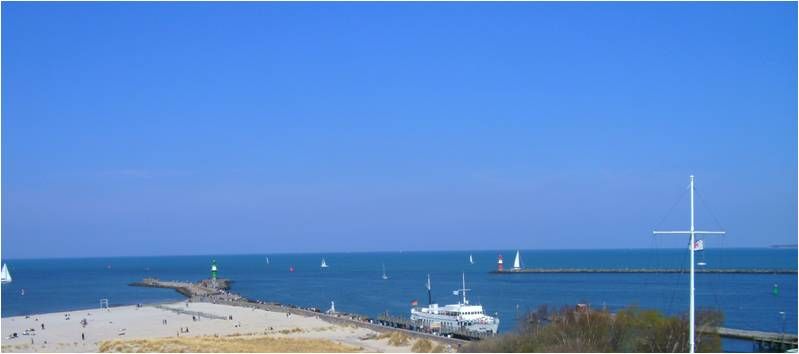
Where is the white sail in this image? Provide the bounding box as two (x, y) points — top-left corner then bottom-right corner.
(1, 263), (11, 284)
(320, 258), (328, 268)
(513, 250), (521, 270)
(469, 254), (474, 264)
(382, 263), (388, 280)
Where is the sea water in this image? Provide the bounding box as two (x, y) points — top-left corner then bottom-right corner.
(2, 248), (796, 352)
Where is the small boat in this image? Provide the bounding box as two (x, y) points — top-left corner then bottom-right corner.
(266, 256), (270, 265)
(320, 258), (328, 269)
(469, 254), (474, 265)
(1, 263), (11, 284)
(382, 263), (389, 280)
(20, 289), (24, 296)
(512, 250), (522, 271)
(697, 262), (707, 266)
(289, 265), (295, 272)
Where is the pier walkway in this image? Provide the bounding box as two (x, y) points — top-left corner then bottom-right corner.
(151, 303), (230, 320)
(700, 327), (798, 352)
(491, 268), (797, 274)
(131, 277), (473, 344)
(207, 298), (471, 346)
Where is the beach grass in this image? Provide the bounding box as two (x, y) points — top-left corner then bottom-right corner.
(376, 331), (411, 346)
(411, 338), (433, 352)
(97, 335), (360, 353)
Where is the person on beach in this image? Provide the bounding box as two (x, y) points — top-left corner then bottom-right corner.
(81, 333), (85, 341)
(41, 323), (44, 330)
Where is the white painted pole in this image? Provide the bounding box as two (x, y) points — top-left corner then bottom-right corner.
(462, 273), (467, 305)
(653, 175), (724, 353)
(689, 175), (696, 354)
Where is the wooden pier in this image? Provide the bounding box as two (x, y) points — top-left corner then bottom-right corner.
(490, 268), (797, 274)
(700, 327), (798, 352)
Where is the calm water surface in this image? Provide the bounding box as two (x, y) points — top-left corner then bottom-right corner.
(2, 249), (796, 352)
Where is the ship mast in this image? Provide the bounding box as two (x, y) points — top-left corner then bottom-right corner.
(653, 175), (725, 353)
(426, 274), (432, 305)
(458, 273), (470, 305)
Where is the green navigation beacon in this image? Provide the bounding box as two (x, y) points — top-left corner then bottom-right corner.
(211, 260), (218, 287)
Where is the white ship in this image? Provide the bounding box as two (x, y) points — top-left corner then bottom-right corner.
(410, 273), (499, 334)
(320, 258), (328, 268)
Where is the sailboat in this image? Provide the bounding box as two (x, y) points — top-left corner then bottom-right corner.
(469, 254), (474, 265)
(381, 263), (389, 280)
(320, 258), (328, 269)
(512, 250), (522, 271)
(266, 256), (270, 265)
(289, 265), (295, 272)
(1, 264), (11, 284)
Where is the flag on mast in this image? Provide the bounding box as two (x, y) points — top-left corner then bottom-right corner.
(691, 240), (704, 251)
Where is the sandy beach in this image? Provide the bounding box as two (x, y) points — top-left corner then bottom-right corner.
(1, 302), (450, 352)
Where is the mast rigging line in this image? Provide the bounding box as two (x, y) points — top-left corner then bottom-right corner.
(694, 186), (727, 313)
(653, 185), (690, 232)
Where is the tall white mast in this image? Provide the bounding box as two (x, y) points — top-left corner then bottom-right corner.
(461, 273), (467, 304)
(653, 175), (725, 353)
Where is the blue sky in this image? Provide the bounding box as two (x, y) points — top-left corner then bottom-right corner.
(2, 2), (796, 259)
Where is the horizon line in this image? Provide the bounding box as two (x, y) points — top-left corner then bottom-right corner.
(3, 246), (794, 262)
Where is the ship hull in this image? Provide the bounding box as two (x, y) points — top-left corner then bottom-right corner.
(411, 309), (499, 334)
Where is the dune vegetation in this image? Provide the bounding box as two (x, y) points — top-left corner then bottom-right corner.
(461, 305), (723, 352)
(375, 331), (413, 346)
(98, 335), (360, 353)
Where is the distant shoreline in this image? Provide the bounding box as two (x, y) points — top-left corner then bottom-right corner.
(4, 246), (794, 261)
